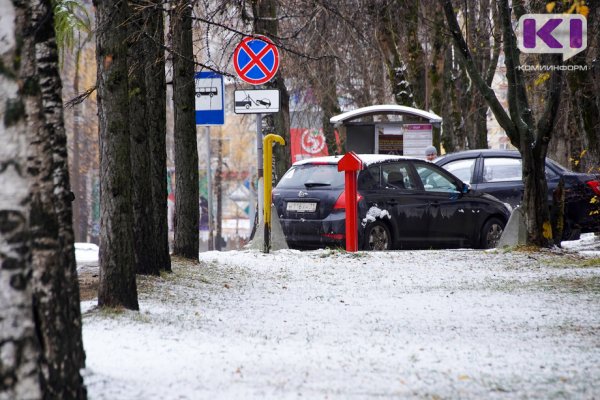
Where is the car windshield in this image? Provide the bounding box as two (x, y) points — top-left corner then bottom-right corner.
(276, 164), (345, 189)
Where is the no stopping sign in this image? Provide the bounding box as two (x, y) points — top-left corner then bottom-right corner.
(233, 35), (280, 85)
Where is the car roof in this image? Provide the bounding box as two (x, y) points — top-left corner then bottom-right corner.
(435, 149), (523, 164)
(293, 154), (424, 167)
(435, 149), (580, 174)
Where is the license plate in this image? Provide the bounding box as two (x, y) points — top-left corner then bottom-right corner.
(286, 202), (317, 212)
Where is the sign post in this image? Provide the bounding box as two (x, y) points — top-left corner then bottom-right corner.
(338, 152), (364, 252)
(194, 71), (224, 249)
(232, 35), (282, 251)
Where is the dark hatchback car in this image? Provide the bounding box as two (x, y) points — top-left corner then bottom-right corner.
(435, 150), (600, 240)
(272, 155), (512, 250)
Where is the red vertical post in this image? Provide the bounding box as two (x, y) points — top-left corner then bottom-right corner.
(337, 152), (363, 252)
(345, 170), (358, 251)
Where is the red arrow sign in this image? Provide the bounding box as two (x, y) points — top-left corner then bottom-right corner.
(337, 152), (363, 252)
(338, 151), (363, 172)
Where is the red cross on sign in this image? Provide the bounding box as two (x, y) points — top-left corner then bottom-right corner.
(233, 35), (280, 85)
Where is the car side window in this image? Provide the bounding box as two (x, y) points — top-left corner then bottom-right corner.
(358, 166), (381, 190)
(443, 158), (476, 184)
(416, 164), (459, 193)
(482, 157), (558, 182)
(482, 158), (522, 182)
(382, 163), (415, 190)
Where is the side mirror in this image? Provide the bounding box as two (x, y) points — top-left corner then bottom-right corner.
(462, 183), (471, 194)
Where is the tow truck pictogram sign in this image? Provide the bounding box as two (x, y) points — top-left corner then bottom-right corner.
(234, 89), (280, 114)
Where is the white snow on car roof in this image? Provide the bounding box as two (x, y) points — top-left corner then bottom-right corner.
(293, 154), (422, 167)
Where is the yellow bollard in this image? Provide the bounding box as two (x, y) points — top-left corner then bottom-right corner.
(263, 134), (285, 253)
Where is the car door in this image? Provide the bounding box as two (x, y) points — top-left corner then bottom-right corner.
(413, 162), (476, 246)
(359, 162), (429, 245)
(474, 157), (524, 207)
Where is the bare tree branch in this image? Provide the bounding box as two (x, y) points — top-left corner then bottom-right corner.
(65, 85), (97, 108)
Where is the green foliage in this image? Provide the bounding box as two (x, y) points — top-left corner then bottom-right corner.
(52, 0), (91, 64)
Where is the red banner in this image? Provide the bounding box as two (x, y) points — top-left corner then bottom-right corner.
(290, 128), (329, 162)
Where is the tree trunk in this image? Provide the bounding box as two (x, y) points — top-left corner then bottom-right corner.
(470, 90), (489, 148)
(372, 2), (415, 107)
(30, 0), (87, 396)
(404, 1), (426, 108)
(566, 69), (600, 172)
(428, 0), (447, 152)
(0, 2), (43, 398)
(95, 0), (139, 309)
(441, 46), (466, 152)
(316, 52), (340, 155)
(129, 3), (159, 275)
(171, 0), (199, 259)
(252, 0), (291, 183)
(71, 52), (83, 241)
(145, 0), (171, 271)
(71, 38), (91, 243)
(319, 67), (342, 156)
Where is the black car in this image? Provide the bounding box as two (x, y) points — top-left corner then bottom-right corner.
(272, 155), (512, 250)
(435, 149), (600, 240)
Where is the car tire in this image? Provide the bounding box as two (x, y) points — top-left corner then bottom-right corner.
(480, 217), (505, 249)
(363, 221), (392, 251)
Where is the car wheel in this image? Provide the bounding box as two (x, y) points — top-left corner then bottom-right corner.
(480, 217), (505, 249)
(363, 221), (391, 251)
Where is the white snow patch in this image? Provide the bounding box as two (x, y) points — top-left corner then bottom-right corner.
(81, 237), (600, 399)
(361, 206), (391, 227)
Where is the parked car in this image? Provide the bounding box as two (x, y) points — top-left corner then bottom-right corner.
(435, 149), (600, 240)
(272, 154), (512, 250)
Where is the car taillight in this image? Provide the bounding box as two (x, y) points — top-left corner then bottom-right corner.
(587, 180), (600, 196)
(333, 192), (363, 210)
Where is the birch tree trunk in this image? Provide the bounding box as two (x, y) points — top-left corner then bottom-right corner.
(26, 0), (87, 396)
(95, 0), (139, 309)
(0, 1), (42, 398)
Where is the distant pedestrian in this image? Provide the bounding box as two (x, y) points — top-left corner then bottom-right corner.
(425, 145), (437, 161)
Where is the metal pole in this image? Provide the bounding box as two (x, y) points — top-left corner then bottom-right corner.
(257, 113), (263, 179)
(206, 126), (214, 250)
(256, 113), (264, 226)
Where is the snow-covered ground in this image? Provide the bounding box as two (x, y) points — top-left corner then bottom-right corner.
(79, 236), (600, 399)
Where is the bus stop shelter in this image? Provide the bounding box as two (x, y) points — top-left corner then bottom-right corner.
(330, 105), (442, 158)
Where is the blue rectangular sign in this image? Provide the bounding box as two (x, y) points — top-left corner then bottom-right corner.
(194, 71), (225, 126)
